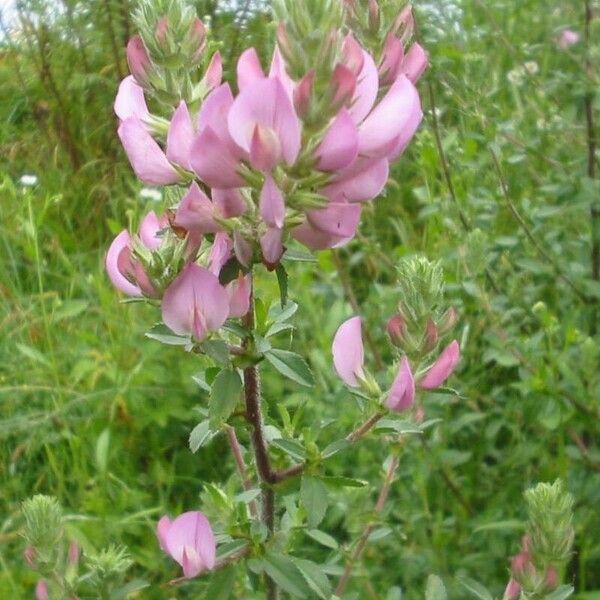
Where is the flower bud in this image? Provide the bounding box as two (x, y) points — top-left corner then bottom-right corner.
(423, 319), (438, 352)
(189, 18), (206, 61)
(503, 578), (521, 600)
(368, 0), (380, 33)
(155, 16), (169, 50)
(392, 5), (414, 43)
(512, 551), (536, 581)
(127, 35), (152, 86)
(294, 70), (315, 119)
(68, 540), (81, 567)
(23, 545), (36, 568)
(438, 307), (458, 334)
(35, 580), (49, 600)
(545, 567), (559, 591)
(387, 313), (407, 347)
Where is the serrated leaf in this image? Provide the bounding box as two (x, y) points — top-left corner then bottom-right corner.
(306, 529), (339, 549)
(209, 369), (242, 427)
(263, 553), (310, 598)
(265, 349), (314, 387)
(292, 558), (332, 600)
(189, 421), (217, 453)
(16, 343), (51, 366)
(301, 475), (328, 529)
(456, 576), (493, 600)
(426, 575), (447, 600)
(275, 263), (288, 308)
(145, 323), (190, 346)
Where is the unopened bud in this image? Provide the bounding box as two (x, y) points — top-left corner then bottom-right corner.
(342, 34), (365, 76)
(276, 23), (293, 62)
(68, 541), (81, 567)
(330, 64), (356, 110)
(127, 35), (152, 86)
(414, 406), (425, 424)
(545, 567), (559, 591)
(234, 230), (253, 268)
(438, 307), (458, 334)
(503, 578), (521, 600)
(189, 18), (206, 61)
(35, 580), (48, 600)
(423, 319), (438, 352)
(392, 5), (415, 43)
(155, 16), (169, 49)
(24, 545), (36, 568)
(368, 0), (380, 32)
(387, 314), (407, 347)
(294, 70), (315, 119)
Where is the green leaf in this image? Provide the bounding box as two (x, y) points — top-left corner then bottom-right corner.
(292, 558), (332, 600)
(95, 428), (110, 473)
(16, 343), (51, 367)
(112, 579), (150, 599)
(209, 369), (242, 428)
(306, 529), (339, 549)
(456, 576), (493, 600)
(321, 439), (350, 459)
(145, 324), (190, 346)
(203, 340), (231, 364)
(275, 263), (289, 308)
(235, 489), (261, 504)
(301, 475), (328, 529)
(271, 438), (306, 462)
(265, 349), (314, 387)
(189, 421), (217, 453)
(545, 586), (574, 600)
(216, 540), (249, 562)
(320, 475), (368, 489)
(263, 552), (310, 598)
(473, 519), (524, 534)
(266, 322), (295, 338)
(268, 301), (298, 324)
(375, 419), (423, 435)
(283, 248), (317, 262)
(426, 575), (447, 600)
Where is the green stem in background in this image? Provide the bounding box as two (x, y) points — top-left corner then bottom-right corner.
(241, 272), (278, 600)
(584, 0), (599, 334)
(335, 453), (401, 596)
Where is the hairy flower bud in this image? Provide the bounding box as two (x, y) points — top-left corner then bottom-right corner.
(154, 16), (169, 49)
(423, 319), (438, 352)
(387, 314), (407, 347)
(127, 35), (152, 86)
(503, 578), (521, 600)
(368, 0), (380, 33)
(22, 496), (63, 559)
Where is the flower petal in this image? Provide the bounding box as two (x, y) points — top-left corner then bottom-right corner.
(349, 50), (379, 124)
(161, 264), (229, 340)
(114, 75), (149, 121)
(307, 201), (361, 237)
(237, 47), (265, 90)
(402, 43), (428, 83)
(259, 175), (285, 228)
(228, 77), (301, 166)
(385, 357), (415, 412)
(118, 117), (180, 186)
(182, 546), (203, 579)
(227, 273), (251, 318)
(332, 316), (364, 387)
(358, 75), (421, 158)
(164, 511), (216, 571)
(208, 232), (233, 275)
(260, 227), (284, 268)
(292, 222), (343, 251)
(250, 124), (283, 172)
(419, 340), (460, 389)
(166, 102), (195, 170)
(326, 158), (389, 202)
(139, 210), (165, 251)
(213, 188), (247, 218)
(157, 516), (172, 552)
(106, 231), (142, 296)
(175, 182), (221, 234)
(190, 125), (244, 189)
(316, 108), (359, 171)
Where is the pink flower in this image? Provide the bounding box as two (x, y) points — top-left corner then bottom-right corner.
(557, 30), (580, 49)
(35, 580), (49, 600)
(379, 34), (428, 87)
(114, 76), (150, 123)
(503, 578), (521, 600)
(332, 316), (365, 387)
(161, 264), (230, 341)
(157, 512), (216, 579)
(385, 357), (415, 412)
(23, 545), (36, 568)
(419, 340), (460, 389)
(106, 211), (168, 297)
(68, 541), (80, 567)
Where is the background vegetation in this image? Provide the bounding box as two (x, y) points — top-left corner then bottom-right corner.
(1, 0), (599, 598)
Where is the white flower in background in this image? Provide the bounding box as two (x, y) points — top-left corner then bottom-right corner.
(19, 174), (38, 187)
(139, 187), (163, 202)
(507, 67), (525, 86)
(524, 61), (539, 76)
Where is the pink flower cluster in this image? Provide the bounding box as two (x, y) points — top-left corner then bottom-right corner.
(332, 316), (460, 411)
(113, 19), (426, 266)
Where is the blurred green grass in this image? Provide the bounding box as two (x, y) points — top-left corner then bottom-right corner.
(1, 0), (600, 598)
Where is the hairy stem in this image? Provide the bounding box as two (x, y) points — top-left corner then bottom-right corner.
(242, 274), (278, 600)
(335, 454), (400, 595)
